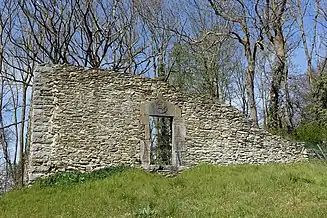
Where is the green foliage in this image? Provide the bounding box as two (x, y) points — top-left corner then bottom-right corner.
(290, 123), (327, 157)
(150, 117), (172, 166)
(135, 204), (158, 218)
(303, 70), (327, 125)
(33, 165), (130, 187)
(290, 70), (327, 148)
(311, 71), (327, 124)
(292, 123), (327, 144)
(2, 162), (327, 217)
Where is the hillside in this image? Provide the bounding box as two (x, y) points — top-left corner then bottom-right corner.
(1, 162), (327, 217)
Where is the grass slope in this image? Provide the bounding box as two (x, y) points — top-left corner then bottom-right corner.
(1, 161), (327, 217)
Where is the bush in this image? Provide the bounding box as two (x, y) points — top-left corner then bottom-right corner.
(34, 165), (130, 187)
(292, 123), (327, 145)
(291, 123), (327, 159)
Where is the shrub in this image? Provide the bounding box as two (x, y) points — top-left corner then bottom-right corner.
(292, 123), (327, 145)
(34, 165), (130, 187)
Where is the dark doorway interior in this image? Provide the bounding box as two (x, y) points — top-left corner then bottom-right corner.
(149, 116), (173, 165)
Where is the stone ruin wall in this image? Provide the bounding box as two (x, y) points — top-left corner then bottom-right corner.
(27, 65), (308, 182)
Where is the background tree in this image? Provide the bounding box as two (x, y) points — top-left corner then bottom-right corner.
(255, 0), (291, 132)
(207, 0), (266, 125)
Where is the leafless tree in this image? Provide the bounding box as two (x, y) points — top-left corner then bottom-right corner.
(208, 0), (266, 126)
(0, 0), (18, 188)
(255, 0), (289, 131)
(291, 0), (321, 87)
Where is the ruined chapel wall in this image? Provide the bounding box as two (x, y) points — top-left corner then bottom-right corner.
(27, 65), (307, 181)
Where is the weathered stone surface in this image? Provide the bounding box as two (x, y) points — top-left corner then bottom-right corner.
(26, 64), (308, 182)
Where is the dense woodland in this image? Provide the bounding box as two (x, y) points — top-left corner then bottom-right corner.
(0, 0), (326, 191)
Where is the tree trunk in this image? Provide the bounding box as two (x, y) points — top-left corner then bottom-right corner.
(246, 55), (258, 126)
(18, 84), (28, 186)
(268, 30), (286, 131)
(282, 67), (293, 132)
(259, 69), (267, 129)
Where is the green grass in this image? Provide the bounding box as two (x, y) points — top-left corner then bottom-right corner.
(1, 161), (327, 217)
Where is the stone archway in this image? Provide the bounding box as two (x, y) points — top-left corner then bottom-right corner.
(140, 98), (185, 170)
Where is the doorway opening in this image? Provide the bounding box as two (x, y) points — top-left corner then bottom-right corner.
(149, 116), (173, 166)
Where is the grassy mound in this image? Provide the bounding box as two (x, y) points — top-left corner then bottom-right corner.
(1, 161), (327, 217)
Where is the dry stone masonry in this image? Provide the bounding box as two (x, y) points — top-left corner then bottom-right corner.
(27, 64), (308, 182)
